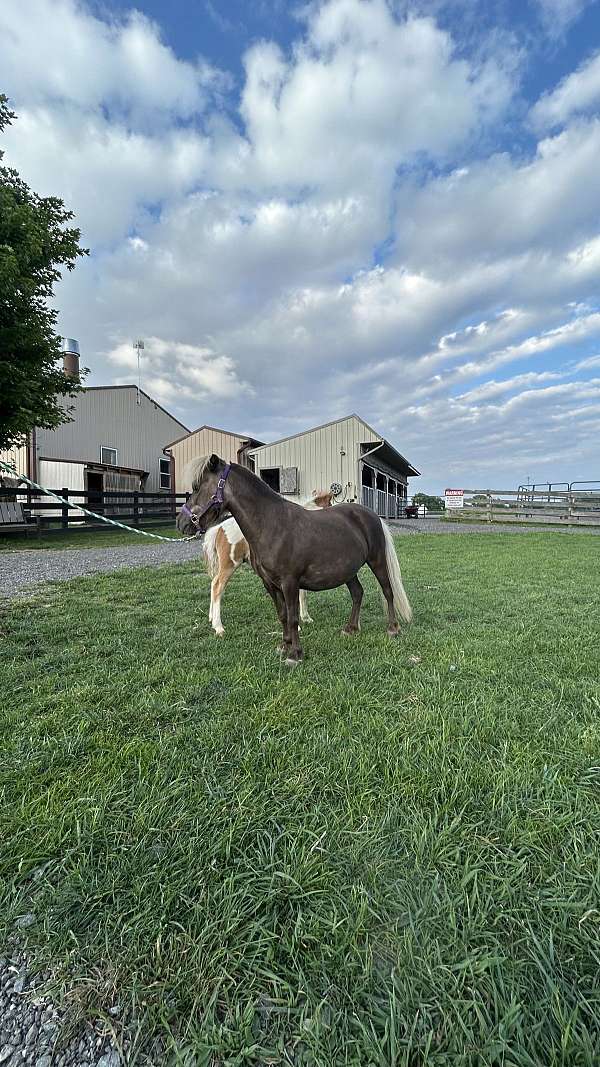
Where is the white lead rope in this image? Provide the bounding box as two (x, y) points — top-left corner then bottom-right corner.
(0, 461), (201, 542)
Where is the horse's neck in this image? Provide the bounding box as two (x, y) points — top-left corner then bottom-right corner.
(225, 465), (286, 547)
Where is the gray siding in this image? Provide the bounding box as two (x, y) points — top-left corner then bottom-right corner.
(36, 388), (187, 492)
(250, 416), (380, 502)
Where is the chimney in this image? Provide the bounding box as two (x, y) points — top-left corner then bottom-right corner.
(61, 337), (80, 379)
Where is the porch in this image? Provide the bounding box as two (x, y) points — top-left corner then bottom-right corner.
(361, 463), (408, 519)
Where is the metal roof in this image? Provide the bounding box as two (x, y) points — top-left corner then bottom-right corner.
(165, 424), (264, 449)
(248, 413), (420, 477)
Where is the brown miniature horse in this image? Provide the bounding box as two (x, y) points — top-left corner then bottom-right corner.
(177, 455), (412, 665)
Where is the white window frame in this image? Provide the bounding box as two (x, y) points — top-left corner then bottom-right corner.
(159, 457), (171, 490)
(100, 446), (118, 466)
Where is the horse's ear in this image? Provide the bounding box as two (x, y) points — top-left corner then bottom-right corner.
(208, 454), (219, 472)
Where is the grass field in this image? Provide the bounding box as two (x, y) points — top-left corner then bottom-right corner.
(0, 523), (180, 551)
(1, 533), (600, 1065)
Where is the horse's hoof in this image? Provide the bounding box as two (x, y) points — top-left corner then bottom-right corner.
(302, 616), (313, 625)
(285, 656), (302, 668)
(215, 629), (225, 637)
(342, 625), (359, 636)
(387, 627), (400, 638)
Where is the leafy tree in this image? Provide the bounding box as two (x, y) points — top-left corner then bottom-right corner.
(0, 94), (88, 452)
(412, 492), (445, 512)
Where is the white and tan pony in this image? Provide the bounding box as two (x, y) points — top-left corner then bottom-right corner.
(203, 490), (334, 635)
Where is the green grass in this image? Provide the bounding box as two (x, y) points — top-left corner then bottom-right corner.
(0, 523), (181, 551)
(1, 533), (600, 1065)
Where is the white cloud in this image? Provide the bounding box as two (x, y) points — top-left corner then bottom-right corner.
(0, 0), (225, 118)
(532, 0), (597, 36)
(239, 2), (516, 197)
(531, 49), (600, 129)
(107, 338), (253, 401)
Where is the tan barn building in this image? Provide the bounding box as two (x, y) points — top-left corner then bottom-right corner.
(1, 341), (188, 500)
(247, 414), (419, 518)
(165, 425), (263, 493)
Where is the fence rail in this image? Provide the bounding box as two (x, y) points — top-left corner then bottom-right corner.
(446, 488), (600, 526)
(0, 485), (188, 535)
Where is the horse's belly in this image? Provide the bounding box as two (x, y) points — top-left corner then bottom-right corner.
(300, 557), (363, 591)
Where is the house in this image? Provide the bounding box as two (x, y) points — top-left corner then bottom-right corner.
(1, 339), (188, 500)
(247, 413), (419, 518)
(165, 424), (263, 493)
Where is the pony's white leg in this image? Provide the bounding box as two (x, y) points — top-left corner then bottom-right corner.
(299, 589), (313, 624)
(212, 591), (224, 635)
(209, 577), (216, 621)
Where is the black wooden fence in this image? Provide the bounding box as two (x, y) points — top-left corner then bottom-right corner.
(0, 485), (189, 536)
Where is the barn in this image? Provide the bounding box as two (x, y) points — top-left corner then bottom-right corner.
(248, 414), (419, 518)
(165, 425), (263, 493)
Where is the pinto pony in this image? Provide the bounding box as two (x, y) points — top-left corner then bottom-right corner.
(177, 456), (412, 665)
(203, 490), (334, 636)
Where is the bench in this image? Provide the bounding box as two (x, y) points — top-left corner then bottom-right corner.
(0, 500), (29, 529)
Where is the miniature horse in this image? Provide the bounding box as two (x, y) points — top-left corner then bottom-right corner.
(177, 456), (412, 666)
(203, 490), (334, 635)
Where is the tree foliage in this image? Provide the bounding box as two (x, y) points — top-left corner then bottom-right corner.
(412, 492), (445, 512)
(0, 94), (88, 452)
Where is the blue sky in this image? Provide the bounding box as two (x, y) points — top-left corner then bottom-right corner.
(2, 0), (600, 492)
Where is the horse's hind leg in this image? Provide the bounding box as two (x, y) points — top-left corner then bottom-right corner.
(299, 589), (313, 624)
(368, 552), (399, 636)
(342, 575), (363, 635)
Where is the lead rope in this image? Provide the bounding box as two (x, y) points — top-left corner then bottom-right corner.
(0, 461), (202, 542)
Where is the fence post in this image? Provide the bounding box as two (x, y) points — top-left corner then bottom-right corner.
(487, 491), (492, 524)
(133, 491), (139, 527)
(61, 487), (69, 530)
(568, 491), (575, 524)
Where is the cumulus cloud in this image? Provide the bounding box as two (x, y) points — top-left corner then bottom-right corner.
(107, 338), (253, 402)
(531, 50), (600, 130)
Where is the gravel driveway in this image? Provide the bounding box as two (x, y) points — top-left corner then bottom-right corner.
(2, 520), (597, 600)
(0, 540), (202, 599)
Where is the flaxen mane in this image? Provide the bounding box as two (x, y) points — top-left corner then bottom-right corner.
(184, 456), (212, 491)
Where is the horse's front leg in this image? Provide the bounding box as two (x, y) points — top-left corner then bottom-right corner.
(261, 579), (290, 653)
(282, 580), (303, 665)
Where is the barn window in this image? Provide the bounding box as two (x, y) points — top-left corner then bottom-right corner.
(280, 467), (298, 494)
(261, 468), (280, 492)
(159, 458), (171, 490)
(100, 446), (118, 466)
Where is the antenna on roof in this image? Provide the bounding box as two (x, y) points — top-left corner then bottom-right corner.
(133, 339), (144, 404)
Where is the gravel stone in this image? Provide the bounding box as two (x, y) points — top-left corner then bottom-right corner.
(14, 917), (36, 931)
(96, 1053), (120, 1067)
(0, 953), (124, 1067)
(0, 540), (201, 599)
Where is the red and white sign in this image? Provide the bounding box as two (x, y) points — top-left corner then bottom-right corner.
(445, 488), (464, 509)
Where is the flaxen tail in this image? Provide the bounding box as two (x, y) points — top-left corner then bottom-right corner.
(202, 525), (220, 578)
(380, 520), (412, 623)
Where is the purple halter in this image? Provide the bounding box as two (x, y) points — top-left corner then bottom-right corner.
(181, 463), (231, 528)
